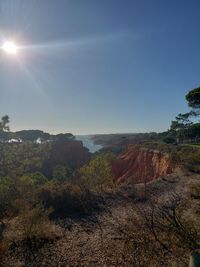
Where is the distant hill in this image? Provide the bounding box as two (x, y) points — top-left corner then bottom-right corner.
(0, 129), (75, 143)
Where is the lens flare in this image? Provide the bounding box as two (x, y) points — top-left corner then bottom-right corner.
(2, 41), (18, 55)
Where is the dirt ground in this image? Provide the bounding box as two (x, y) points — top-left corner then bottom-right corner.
(2, 169), (200, 267)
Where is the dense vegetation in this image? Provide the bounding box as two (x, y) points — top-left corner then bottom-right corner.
(0, 86), (200, 266)
(161, 86), (200, 144)
(0, 118), (116, 265)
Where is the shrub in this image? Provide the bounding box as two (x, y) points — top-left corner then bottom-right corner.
(4, 204), (56, 241)
(52, 165), (72, 183)
(39, 182), (99, 218)
(0, 204), (58, 263)
(176, 147), (200, 173)
(190, 182), (200, 199)
(79, 155), (115, 192)
(162, 136), (176, 144)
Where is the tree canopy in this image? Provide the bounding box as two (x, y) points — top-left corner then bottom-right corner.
(0, 115), (10, 132)
(185, 86), (200, 109)
(167, 86), (200, 143)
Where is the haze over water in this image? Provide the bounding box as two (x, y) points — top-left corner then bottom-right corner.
(75, 135), (102, 153)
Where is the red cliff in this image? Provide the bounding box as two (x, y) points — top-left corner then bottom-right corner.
(112, 145), (173, 184)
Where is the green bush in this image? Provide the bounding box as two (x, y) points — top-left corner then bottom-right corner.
(52, 165), (72, 183)
(176, 147), (200, 173)
(79, 154), (115, 192)
(162, 136), (176, 144)
(39, 182), (99, 218)
(5, 204), (55, 241)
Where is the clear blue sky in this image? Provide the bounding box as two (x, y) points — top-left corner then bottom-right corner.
(0, 0), (200, 134)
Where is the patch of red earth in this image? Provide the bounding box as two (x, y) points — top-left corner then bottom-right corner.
(112, 145), (173, 184)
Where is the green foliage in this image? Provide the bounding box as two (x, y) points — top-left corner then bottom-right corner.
(168, 86), (200, 143)
(162, 136), (176, 144)
(0, 116), (98, 263)
(174, 147), (200, 172)
(5, 204), (55, 241)
(5, 129), (74, 143)
(0, 172), (48, 218)
(170, 120), (185, 132)
(26, 172), (48, 186)
(183, 123), (200, 140)
(169, 112), (197, 141)
(39, 154), (116, 218)
(0, 142), (51, 179)
(40, 182), (98, 217)
(18, 172), (48, 199)
(42, 139), (90, 178)
(0, 176), (19, 217)
(50, 133), (75, 142)
(14, 130), (50, 142)
(38, 154), (115, 218)
(0, 115), (10, 132)
(79, 154), (115, 191)
(143, 141), (176, 153)
(186, 86), (200, 108)
(52, 165), (71, 183)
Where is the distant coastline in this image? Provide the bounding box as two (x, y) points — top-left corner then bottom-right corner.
(75, 135), (102, 153)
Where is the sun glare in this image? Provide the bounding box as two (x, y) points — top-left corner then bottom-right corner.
(2, 41), (18, 55)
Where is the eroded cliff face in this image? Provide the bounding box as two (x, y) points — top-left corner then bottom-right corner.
(112, 145), (173, 184)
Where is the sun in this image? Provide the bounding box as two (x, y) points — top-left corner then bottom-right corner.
(2, 41), (18, 55)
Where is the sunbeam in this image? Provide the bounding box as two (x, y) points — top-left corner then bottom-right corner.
(16, 56), (47, 98)
(19, 38), (90, 51)
(18, 32), (127, 53)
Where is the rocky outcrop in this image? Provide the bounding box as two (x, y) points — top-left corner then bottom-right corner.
(112, 145), (173, 184)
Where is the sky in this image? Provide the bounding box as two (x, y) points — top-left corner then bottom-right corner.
(1, 0), (200, 134)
